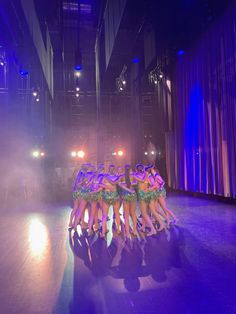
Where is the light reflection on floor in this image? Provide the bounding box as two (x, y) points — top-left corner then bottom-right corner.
(28, 217), (49, 258)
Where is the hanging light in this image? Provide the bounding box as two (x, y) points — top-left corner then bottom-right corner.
(116, 65), (127, 92)
(149, 64), (164, 85)
(177, 50), (185, 55)
(74, 71), (81, 78)
(117, 150), (124, 156)
(77, 150), (85, 158)
(132, 57), (140, 63)
(32, 151), (40, 158)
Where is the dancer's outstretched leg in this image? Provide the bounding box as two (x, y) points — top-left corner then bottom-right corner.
(149, 200), (166, 231)
(158, 196), (178, 223)
(113, 201), (122, 234)
(88, 201), (96, 236)
(130, 201), (137, 236)
(123, 201), (131, 238)
(139, 201), (156, 236)
(101, 202), (109, 237)
(68, 198), (80, 228)
(73, 199), (87, 231)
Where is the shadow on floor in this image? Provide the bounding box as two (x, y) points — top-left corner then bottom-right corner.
(54, 227), (185, 314)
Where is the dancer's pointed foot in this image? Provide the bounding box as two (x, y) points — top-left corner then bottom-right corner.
(158, 224), (166, 232)
(173, 217), (179, 224)
(147, 230), (157, 236)
(166, 217), (171, 225)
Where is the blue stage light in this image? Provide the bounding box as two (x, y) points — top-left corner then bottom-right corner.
(177, 50), (185, 55)
(132, 57), (140, 63)
(74, 65), (82, 71)
(19, 69), (29, 76)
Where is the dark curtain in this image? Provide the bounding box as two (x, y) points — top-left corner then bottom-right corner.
(166, 4), (236, 198)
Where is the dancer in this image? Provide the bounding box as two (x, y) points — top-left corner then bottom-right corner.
(119, 164), (138, 237)
(145, 165), (166, 231)
(151, 166), (178, 224)
(134, 164), (157, 236)
(68, 165), (87, 229)
(102, 164), (122, 237)
(73, 165), (94, 232)
(87, 165), (105, 236)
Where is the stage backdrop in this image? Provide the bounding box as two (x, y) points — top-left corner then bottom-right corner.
(166, 4), (236, 198)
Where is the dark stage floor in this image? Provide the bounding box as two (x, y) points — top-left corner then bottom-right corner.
(0, 193), (236, 314)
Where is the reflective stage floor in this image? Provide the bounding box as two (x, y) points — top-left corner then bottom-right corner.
(0, 193), (236, 314)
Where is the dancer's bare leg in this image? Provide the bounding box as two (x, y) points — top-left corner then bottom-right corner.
(68, 199), (80, 228)
(93, 206), (99, 231)
(101, 202), (109, 237)
(81, 206), (88, 229)
(149, 200), (166, 231)
(139, 201), (156, 235)
(141, 218), (146, 231)
(123, 201), (131, 238)
(73, 199), (87, 231)
(155, 199), (169, 223)
(94, 200), (102, 231)
(88, 201), (97, 235)
(113, 201), (122, 233)
(158, 197), (178, 222)
(130, 201), (137, 236)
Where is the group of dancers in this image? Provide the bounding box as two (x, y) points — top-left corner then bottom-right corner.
(68, 163), (178, 238)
